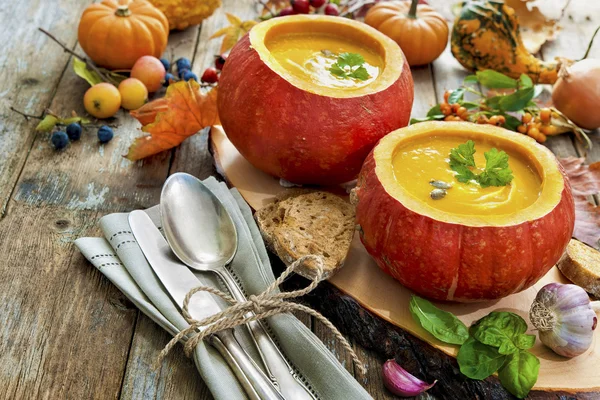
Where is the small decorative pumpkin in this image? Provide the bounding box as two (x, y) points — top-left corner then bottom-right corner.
(451, 0), (561, 84)
(78, 0), (169, 70)
(147, 0), (221, 30)
(365, 0), (448, 66)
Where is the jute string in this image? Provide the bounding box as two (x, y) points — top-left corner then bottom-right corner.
(155, 255), (366, 375)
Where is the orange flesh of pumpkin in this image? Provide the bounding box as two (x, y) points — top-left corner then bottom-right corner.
(392, 135), (542, 216)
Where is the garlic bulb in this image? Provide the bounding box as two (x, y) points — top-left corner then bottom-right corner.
(530, 283), (600, 358)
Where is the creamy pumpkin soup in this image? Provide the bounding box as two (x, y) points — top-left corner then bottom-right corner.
(266, 33), (383, 89)
(392, 136), (542, 215)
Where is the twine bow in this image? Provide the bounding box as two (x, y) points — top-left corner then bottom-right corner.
(155, 255), (365, 375)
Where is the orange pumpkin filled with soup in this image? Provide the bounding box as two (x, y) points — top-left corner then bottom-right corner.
(354, 122), (575, 302)
(217, 15), (414, 185)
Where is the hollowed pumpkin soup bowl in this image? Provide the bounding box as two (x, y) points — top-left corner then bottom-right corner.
(353, 121), (575, 302)
(217, 15), (414, 185)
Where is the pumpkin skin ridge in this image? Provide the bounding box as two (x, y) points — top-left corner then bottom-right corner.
(355, 126), (575, 302)
(218, 20), (414, 185)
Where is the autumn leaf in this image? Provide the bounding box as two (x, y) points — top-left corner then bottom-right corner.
(560, 157), (600, 248)
(126, 80), (220, 161)
(260, 0), (289, 16)
(210, 13), (258, 53)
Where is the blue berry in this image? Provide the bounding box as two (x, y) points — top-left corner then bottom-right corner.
(160, 58), (170, 71)
(163, 72), (176, 87)
(176, 57), (191, 72)
(66, 123), (82, 141)
(178, 67), (190, 79)
(183, 71), (198, 82)
(97, 125), (114, 143)
(51, 131), (69, 150)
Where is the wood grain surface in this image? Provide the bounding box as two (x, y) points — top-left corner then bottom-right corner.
(0, 0), (598, 399)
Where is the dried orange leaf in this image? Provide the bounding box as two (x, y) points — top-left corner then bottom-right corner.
(560, 157), (600, 248)
(505, 0), (565, 54)
(126, 80), (219, 161)
(210, 13), (258, 53)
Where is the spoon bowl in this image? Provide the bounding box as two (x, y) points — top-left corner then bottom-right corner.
(160, 173), (237, 271)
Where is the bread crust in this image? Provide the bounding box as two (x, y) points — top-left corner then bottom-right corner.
(558, 239), (600, 298)
(255, 191), (355, 280)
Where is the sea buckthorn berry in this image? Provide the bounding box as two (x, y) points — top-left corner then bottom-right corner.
(517, 124), (527, 133)
(443, 90), (451, 103)
(451, 103), (460, 113)
(541, 125), (557, 135)
(540, 108), (551, 123)
(457, 106), (467, 116)
(440, 103), (451, 115)
(477, 115), (489, 124)
(528, 127), (540, 137)
(522, 113), (532, 123)
(489, 115), (499, 125)
(537, 133), (547, 143)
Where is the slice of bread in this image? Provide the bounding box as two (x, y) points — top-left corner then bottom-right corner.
(557, 239), (600, 298)
(255, 191), (355, 280)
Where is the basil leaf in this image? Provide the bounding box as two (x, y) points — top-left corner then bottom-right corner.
(409, 296), (469, 345)
(515, 334), (536, 350)
(498, 351), (540, 399)
(470, 312), (533, 355)
(427, 104), (443, 117)
(498, 87), (535, 112)
(457, 337), (507, 380)
(448, 88), (465, 104)
(518, 74), (533, 89)
(464, 74), (478, 84)
(476, 70), (518, 89)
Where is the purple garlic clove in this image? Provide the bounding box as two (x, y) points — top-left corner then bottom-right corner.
(382, 359), (436, 397)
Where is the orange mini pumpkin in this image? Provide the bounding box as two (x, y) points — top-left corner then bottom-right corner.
(78, 0), (169, 70)
(365, 0), (448, 66)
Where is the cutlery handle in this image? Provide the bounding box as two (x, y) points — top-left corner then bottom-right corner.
(217, 270), (315, 400)
(212, 329), (285, 400)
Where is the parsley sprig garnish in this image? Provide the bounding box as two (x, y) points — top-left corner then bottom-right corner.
(449, 140), (514, 188)
(329, 52), (370, 81)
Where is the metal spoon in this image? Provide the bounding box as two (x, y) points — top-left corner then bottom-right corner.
(161, 173), (315, 400)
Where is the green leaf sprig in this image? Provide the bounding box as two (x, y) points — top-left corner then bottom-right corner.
(449, 140), (514, 188)
(410, 296), (539, 399)
(329, 52), (370, 81)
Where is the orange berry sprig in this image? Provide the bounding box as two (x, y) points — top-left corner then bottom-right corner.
(441, 90), (469, 121)
(516, 108), (557, 143)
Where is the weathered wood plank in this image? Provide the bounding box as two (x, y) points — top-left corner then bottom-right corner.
(0, 206), (138, 399)
(120, 314), (212, 400)
(0, 0), (93, 215)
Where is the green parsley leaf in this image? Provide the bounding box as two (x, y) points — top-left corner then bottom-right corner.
(329, 52), (371, 81)
(338, 52), (365, 67)
(350, 66), (370, 81)
(449, 141), (513, 187)
(329, 63), (347, 78)
(409, 296), (469, 345)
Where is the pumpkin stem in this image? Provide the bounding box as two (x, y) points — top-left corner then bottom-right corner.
(408, 0), (419, 19)
(580, 25), (600, 61)
(115, 4), (132, 17)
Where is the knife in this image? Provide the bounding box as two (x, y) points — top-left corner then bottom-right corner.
(129, 210), (284, 400)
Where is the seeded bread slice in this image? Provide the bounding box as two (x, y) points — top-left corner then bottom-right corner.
(255, 191), (355, 280)
(557, 239), (600, 298)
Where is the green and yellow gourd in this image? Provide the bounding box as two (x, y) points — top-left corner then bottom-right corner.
(451, 0), (561, 84)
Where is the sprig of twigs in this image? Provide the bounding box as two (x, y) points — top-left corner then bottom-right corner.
(38, 28), (119, 85)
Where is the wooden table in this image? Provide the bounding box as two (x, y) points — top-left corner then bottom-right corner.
(1, 0), (598, 398)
